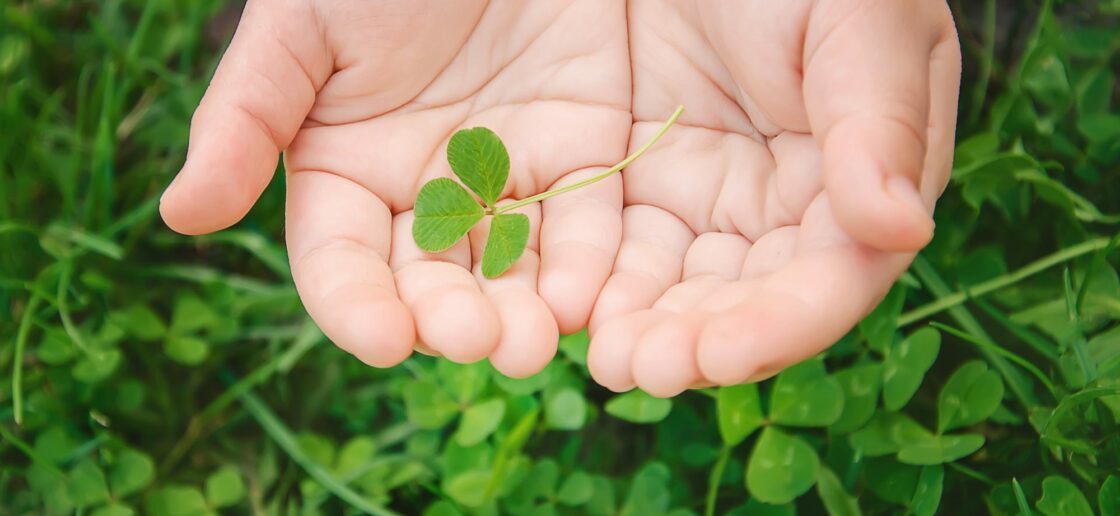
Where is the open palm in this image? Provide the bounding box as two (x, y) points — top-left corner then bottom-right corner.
(160, 0), (961, 387)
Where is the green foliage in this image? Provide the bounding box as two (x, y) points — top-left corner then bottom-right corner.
(481, 213), (530, 279)
(412, 108), (682, 278)
(412, 177), (486, 254)
(2, 1), (1119, 514)
(605, 390), (672, 424)
(746, 428), (819, 504)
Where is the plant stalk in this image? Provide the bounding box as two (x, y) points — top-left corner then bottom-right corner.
(493, 105), (685, 214)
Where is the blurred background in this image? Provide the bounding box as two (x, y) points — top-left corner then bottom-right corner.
(1, 1), (1118, 514)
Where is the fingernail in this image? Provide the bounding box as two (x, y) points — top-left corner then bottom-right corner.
(886, 176), (927, 213)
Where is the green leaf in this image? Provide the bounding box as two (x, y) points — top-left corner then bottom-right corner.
(423, 500), (465, 516)
(110, 449), (155, 498)
(769, 358), (844, 427)
(620, 462), (671, 516)
(521, 459), (561, 501)
(717, 384), (764, 446)
(829, 363), (883, 434)
(91, 504), (136, 516)
(297, 433), (336, 467)
(447, 127), (509, 206)
(404, 379), (459, 429)
(72, 349), (122, 383)
(170, 293), (218, 335)
(848, 412), (934, 457)
(816, 467), (861, 516)
(205, 465), (245, 508)
(730, 499), (796, 516)
(911, 465), (944, 516)
(164, 336), (209, 366)
(441, 440), (493, 480)
(33, 427), (78, 464)
(1100, 475), (1120, 516)
(335, 436), (376, 476)
(557, 471), (594, 506)
(144, 485), (209, 516)
(455, 398), (506, 446)
(37, 331), (78, 364)
(110, 304), (166, 340)
(746, 427), (819, 505)
(587, 475), (616, 515)
(1077, 112), (1120, 144)
(481, 213), (529, 279)
(545, 388), (587, 430)
(558, 329), (590, 366)
(1036, 476), (1092, 516)
(937, 360), (1004, 432)
(69, 459), (111, 508)
(897, 433), (984, 465)
(605, 390), (672, 424)
(864, 457), (920, 504)
(413, 178), (485, 253)
(439, 359), (490, 404)
(883, 327), (940, 410)
(1021, 44), (1071, 107)
(859, 283), (905, 352)
(27, 462), (74, 513)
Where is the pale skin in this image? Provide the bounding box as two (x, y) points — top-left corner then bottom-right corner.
(160, 0), (961, 396)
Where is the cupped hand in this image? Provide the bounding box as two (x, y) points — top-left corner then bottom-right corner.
(160, 0), (634, 376)
(586, 0), (961, 396)
(160, 0), (962, 388)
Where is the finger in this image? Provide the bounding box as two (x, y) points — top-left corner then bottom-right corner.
(922, 28), (964, 204)
(696, 193), (907, 383)
(539, 168), (623, 334)
(650, 232), (748, 312)
(392, 212), (500, 363)
(803, 0), (958, 252)
(469, 204), (559, 379)
(588, 205), (693, 333)
(161, 0), (330, 235)
(697, 245), (910, 385)
(652, 277), (726, 313)
(740, 226), (799, 279)
(683, 232), (751, 280)
(631, 312), (708, 398)
(286, 171), (414, 367)
(587, 310), (666, 392)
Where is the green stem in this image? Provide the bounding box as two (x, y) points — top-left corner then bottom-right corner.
(704, 446), (732, 516)
(898, 237), (1113, 326)
(493, 105), (685, 214)
(56, 260), (90, 355)
(1063, 268), (1097, 384)
(12, 293), (42, 425)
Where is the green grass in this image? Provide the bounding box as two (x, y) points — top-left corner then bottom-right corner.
(2, 0), (1119, 514)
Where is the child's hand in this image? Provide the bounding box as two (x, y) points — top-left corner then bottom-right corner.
(160, 0), (633, 377)
(159, 0), (961, 389)
(586, 0), (961, 396)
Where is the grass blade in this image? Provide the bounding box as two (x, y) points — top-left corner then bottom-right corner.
(899, 237), (1114, 326)
(931, 322), (1058, 399)
(231, 374), (401, 516)
(11, 293), (42, 425)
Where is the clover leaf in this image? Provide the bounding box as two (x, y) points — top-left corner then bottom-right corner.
(447, 127), (509, 207)
(412, 106), (684, 278)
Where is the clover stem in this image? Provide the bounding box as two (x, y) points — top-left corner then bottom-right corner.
(492, 105), (684, 215)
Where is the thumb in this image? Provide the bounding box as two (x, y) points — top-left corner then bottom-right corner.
(803, 0), (960, 252)
(160, 0), (330, 235)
